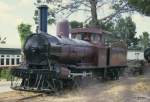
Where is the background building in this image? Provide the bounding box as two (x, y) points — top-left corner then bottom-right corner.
(127, 50), (144, 61)
(0, 48), (22, 67)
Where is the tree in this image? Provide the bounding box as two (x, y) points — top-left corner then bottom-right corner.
(128, 0), (150, 16)
(18, 23), (32, 48)
(35, 0), (132, 27)
(126, 0), (150, 48)
(139, 32), (149, 49)
(0, 35), (6, 77)
(70, 21), (83, 29)
(113, 17), (138, 46)
(96, 20), (114, 31)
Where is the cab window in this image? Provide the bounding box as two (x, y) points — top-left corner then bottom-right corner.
(91, 34), (100, 43)
(75, 34), (82, 40)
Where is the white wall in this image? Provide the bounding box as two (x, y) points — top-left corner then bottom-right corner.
(0, 54), (22, 67)
(127, 51), (144, 60)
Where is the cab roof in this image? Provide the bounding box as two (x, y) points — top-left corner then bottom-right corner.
(71, 28), (111, 35)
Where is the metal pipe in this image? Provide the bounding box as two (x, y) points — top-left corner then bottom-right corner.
(38, 5), (48, 33)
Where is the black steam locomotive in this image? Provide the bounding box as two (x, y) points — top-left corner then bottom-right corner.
(11, 5), (127, 93)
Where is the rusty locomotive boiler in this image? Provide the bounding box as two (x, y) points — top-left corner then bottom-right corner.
(11, 5), (127, 93)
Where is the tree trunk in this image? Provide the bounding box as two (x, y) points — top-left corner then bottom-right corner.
(89, 0), (98, 28)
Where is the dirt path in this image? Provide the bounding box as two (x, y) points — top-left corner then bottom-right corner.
(0, 75), (150, 102)
(0, 81), (12, 93)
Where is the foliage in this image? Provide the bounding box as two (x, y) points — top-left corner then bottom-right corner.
(101, 16), (138, 47)
(48, 18), (56, 25)
(128, 0), (150, 16)
(139, 32), (150, 49)
(0, 68), (11, 81)
(18, 23), (32, 48)
(113, 17), (138, 46)
(33, 9), (55, 25)
(70, 21), (83, 29)
(97, 20), (115, 31)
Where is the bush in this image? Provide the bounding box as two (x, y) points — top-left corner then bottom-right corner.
(0, 68), (11, 81)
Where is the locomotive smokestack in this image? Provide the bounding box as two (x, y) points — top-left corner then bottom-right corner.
(38, 5), (48, 33)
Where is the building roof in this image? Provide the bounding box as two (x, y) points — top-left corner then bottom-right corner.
(0, 48), (21, 55)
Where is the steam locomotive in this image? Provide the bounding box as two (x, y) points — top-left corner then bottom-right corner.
(11, 5), (127, 93)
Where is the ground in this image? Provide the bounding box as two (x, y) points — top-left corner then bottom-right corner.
(0, 81), (12, 94)
(0, 74), (150, 102)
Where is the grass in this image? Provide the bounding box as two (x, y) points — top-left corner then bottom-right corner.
(0, 68), (11, 81)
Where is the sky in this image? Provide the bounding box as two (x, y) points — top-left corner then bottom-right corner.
(0, 0), (150, 48)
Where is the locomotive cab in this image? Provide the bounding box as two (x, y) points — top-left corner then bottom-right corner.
(71, 28), (107, 44)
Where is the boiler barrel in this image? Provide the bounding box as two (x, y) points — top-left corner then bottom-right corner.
(49, 39), (94, 64)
